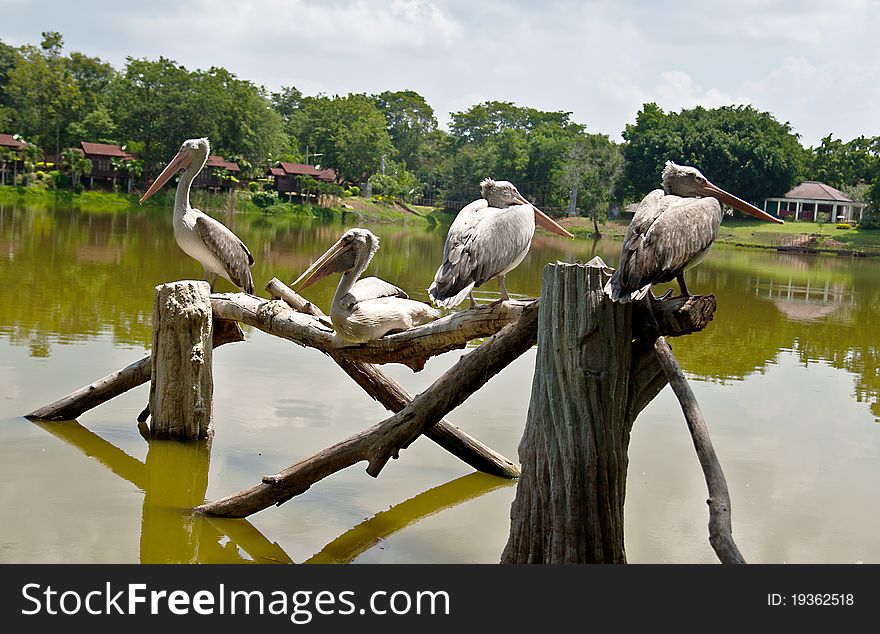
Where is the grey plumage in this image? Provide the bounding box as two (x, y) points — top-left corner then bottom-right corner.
(606, 161), (783, 303)
(429, 179), (536, 308)
(195, 215), (255, 294)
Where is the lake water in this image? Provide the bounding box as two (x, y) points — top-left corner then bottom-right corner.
(1, 201), (879, 564)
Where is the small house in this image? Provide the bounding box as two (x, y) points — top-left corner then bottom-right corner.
(269, 162), (339, 198)
(192, 155), (241, 192)
(763, 181), (866, 223)
(0, 133), (27, 186)
(78, 142), (136, 191)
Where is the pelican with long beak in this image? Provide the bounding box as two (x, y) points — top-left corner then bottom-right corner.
(606, 161), (783, 303)
(293, 228), (440, 343)
(139, 137), (255, 293)
(428, 178), (574, 309)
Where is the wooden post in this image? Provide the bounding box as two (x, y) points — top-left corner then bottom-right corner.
(502, 260), (723, 564)
(149, 281), (214, 439)
(502, 262), (635, 563)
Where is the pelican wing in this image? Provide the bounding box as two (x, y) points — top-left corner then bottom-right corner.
(429, 200), (533, 307)
(607, 192), (721, 301)
(340, 276), (407, 310)
(195, 214), (255, 293)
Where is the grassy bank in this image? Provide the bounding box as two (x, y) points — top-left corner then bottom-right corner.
(558, 216), (880, 255)
(0, 185), (444, 224)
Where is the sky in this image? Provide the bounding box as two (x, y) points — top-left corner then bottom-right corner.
(1, 0), (879, 147)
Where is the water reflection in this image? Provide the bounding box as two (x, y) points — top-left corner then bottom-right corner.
(3, 202), (880, 563)
(29, 418), (510, 564)
(34, 419), (293, 564)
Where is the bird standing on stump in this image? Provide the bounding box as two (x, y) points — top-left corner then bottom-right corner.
(606, 161), (783, 303)
(140, 138), (255, 294)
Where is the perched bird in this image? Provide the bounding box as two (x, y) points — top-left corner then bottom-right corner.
(428, 178), (574, 309)
(605, 161), (783, 303)
(139, 137), (254, 293)
(293, 228), (439, 343)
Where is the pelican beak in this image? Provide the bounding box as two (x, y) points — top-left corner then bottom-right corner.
(139, 148), (194, 203)
(514, 193), (575, 238)
(701, 181), (784, 224)
(292, 237), (356, 291)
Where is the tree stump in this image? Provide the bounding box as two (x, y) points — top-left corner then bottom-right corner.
(502, 261), (636, 563)
(501, 260), (717, 564)
(149, 281), (214, 439)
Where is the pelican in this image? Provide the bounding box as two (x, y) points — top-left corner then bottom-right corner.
(139, 137), (255, 294)
(605, 161), (783, 303)
(293, 228), (439, 343)
(428, 178), (574, 309)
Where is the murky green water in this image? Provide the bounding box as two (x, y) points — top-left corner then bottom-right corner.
(1, 201), (878, 563)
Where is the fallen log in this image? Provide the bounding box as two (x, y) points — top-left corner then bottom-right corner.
(25, 319), (244, 421)
(196, 301), (541, 518)
(211, 292), (530, 371)
(265, 277), (520, 479)
(637, 298), (745, 564)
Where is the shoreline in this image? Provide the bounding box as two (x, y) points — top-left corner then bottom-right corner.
(4, 185), (878, 256)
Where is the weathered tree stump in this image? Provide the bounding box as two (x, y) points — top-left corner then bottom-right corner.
(501, 260), (721, 563)
(149, 281), (214, 439)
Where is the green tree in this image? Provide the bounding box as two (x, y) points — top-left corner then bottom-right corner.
(372, 90), (437, 171)
(808, 134), (879, 190)
(561, 133), (624, 236)
(61, 147), (92, 187)
(441, 101), (583, 205)
(5, 32), (84, 154)
(66, 106), (117, 144)
(621, 103), (806, 205)
(295, 93), (393, 183)
(0, 39), (21, 128)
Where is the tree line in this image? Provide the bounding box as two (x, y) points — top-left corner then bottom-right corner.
(1, 31), (878, 220)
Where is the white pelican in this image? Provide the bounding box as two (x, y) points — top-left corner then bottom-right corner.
(428, 178), (574, 309)
(605, 161), (783, 303)
(139, 138), (255, 293)
(293, 228), (439, 343)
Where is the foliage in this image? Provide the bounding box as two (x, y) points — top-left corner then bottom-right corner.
(367, 159), (422, 202)
(439, 101), (586, 207)
(372, 90), (438, 172)
(60, 147), (93, 186)
(807, 135), (879, 190)
(251, 189), (279, 209)
(292, 93), (394, 183)
(621, 103), (805, 205)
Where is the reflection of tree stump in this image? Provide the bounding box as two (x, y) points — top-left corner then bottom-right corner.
(502, 260), (717, 563)
(149, 281), (214, 439)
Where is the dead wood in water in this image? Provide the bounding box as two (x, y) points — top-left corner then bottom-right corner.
(25, 319), (244, 421)
(265, 277), (520, 479)
(196, 301), (540, 518)
(636, 298), (745, 564)
(502, 260), (722, 564)
(148, 281), (215, 439)
(210, 291), (530, 371)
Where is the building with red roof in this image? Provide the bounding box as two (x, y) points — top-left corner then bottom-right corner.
(76, 141), (137, 191)
(192, 154), (241, 192)
(764, 181), (867, 223)
(268, 161), (339, 198)
(0, 133), (28, 185)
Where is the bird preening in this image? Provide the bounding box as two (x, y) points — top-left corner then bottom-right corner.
(139, 137), (255, 294)
(292, 228), (440, 343)
(428, 178), (574, 309)
(605, 161), (783, 303)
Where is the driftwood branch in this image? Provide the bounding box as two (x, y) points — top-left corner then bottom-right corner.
(265, 278), (519, 479)
(211, 291), (530, 371)
(636, 298), (744, 564)
(25, 320), (244, 421)
(196, 301), (540, 518)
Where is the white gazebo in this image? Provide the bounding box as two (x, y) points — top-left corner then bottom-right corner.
(763, 181), (866, 223)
